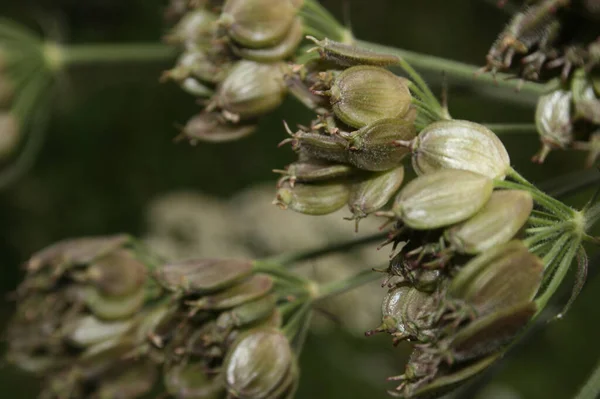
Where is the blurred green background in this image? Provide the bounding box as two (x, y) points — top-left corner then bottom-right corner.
(1, 1), (599, 398)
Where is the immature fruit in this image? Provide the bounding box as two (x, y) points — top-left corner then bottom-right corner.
(224, 328), (296, 399)
(182, 112), (256, 143)
(393, 169), (493, 230)
(330, 66), (412, 128)
(189, 274), (274, 310)
(533, 89), (573, 162)
(164, 362), (224, 399)
(411, 120), (510, 180)
(276, 161), (355, 186)
(286, 131), (350, 164)
(348, 167), (404, 220)
(347, 118), (415, 171)
(448, 240), (543, 315)
(308, 37), (401, 67)
(221, 0), (297, 49)
(165, 9), (217, 46)
(155, 259), (253, 294)
(445, 190), (533, 254)
(232, 18), (303, 62)
(274, 181), (351, 215)
(215, 61), (288, 120)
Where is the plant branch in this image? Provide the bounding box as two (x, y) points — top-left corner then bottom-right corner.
(355, 40), (558, 106)
(313, 268), (381, 302)
(262, 231), (388, 267)
(574, 357), (600, 399)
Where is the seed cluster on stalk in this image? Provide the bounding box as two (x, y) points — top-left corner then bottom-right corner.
(274, 38), (599, 398)
(7, 234), (315, 399)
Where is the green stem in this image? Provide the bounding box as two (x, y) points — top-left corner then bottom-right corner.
(484, 123), (537, 134)
(535, 238), (579, 311)
(313, 268), (381, 302)
(574, 358), (600, 399)
(495, 179), (573, 220)
(44, 43), (177, 72)
(355, 40), (556, 106)
(262, 232), (387, 267)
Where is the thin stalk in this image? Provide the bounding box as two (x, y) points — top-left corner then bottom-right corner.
(263, 232), (387, 267)
(47, 43), (177, 71)
(484, 123), (537, 134)
(527, 216), (560, 226)
(535, 238), (579, 311)
(302, 0), (348, 38)
(355, 40), (556, 106)
(495, 180), (573, 219)
(574, 358), (600, 399)
(313, 268), (381, 302)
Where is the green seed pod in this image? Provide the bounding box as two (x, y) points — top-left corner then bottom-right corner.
(180, 77), (214, 97)
(442, 301), (537, 362)
(190, 274), (274, 310)
(92, 361), (157, 399)
(275, 161), (355, 186)
(181, 112), (256, 143)
(217, 294), (277, 330)
(330, 66), (412, 128)
(348, 167), (404, 223)
(84, 284), (146, 320)
(164, 51), (230, 85)
(26, 234), (131, 273)
(274, 181), (351, 215)
(285, 129), (350, 164)
(221, 0), (296, 49)
(164, 362), (224, 399)
(215, 61), (288, 121)
(372, 286), (438, 342)
(347, 118), (415, 171)
(393, 169), (493, 230)
(0, 112), (20, 160)
(155, 258), (253, 294)
(224, 328), (295, 399)
(533, 90), (573, 163)
(400, 352), (501, 399)
(572, 69), (600, 124)
(87, 249), (147, 297)
(165, 9), (218, 46)
(307, 37), (401, 67)
(448, 241), (543, 315)
(445, 190), (533, 254)
(66, 315), (134, 348)
(232, 18), (303, 62)
(411, 120), (510, 180)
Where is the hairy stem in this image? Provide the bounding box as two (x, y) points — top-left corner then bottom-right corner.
(355, 40), (557, 106)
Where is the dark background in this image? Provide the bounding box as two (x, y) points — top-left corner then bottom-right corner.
(0, 1), (599, 398)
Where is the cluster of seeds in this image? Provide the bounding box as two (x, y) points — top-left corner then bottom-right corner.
(273, 39), (596, 399)
(163, 0), (304, 143)
(7, 235), (309, 399)
(535, 68), (600, 163)
(480, 0), (600, 82)
(273, 41), (417, 229)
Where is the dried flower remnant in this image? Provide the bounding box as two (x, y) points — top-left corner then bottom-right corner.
(533, 89), (573, 163)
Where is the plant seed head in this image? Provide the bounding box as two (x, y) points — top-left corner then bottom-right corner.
(224, 327), (296, 399)
(330, 66), (412, 128)
(274, 181), (351, 215)
(393, 169), (494, 230)
(215, 60), (288, 121)
(221, 0), (297, 49)
(445, 190), (533, 254)
(412, 120), (510, 180)
(348, 118), (416, 171)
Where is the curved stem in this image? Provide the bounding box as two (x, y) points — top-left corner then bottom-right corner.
(574, 358), (600, 399)
(262, 231), (387, 267)
(313, 268), (381, 302)
(355, 40), (556, 106)
(484, 123), (537, 134)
